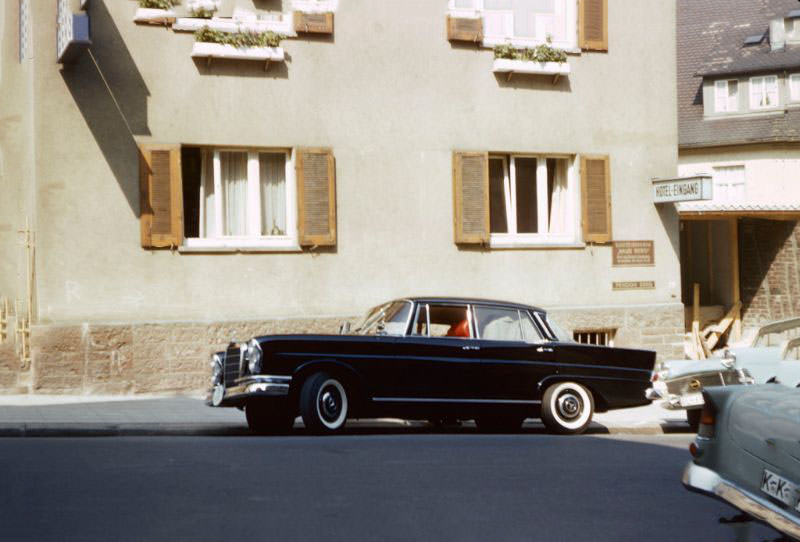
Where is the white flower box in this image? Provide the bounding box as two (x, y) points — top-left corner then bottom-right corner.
(491, 58), (571, 76)
(191, 41), (285, 62)
(173, 16), (297, 37)
(134, 7), (177, 25)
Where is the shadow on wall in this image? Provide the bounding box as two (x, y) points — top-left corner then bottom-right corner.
(60, 0), (150, 218)
(739, 218), (800, 326)
(192, 56), (290, 78)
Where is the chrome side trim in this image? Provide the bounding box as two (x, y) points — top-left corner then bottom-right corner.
(372, 397), (541, 405)
(682, 462), (800, 540)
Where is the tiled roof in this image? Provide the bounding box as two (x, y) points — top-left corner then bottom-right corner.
(678, 0), (800, 148)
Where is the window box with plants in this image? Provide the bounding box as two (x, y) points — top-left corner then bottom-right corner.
(134, 0), (180, 25)
(491, 40), (570, 82)
(191, 27), (285, 68)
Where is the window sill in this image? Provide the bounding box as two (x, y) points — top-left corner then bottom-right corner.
(180, 238), (301, 253)
(704, 109), (784, 120)
(489, 235), (584, 250)
(291, 0), (338, 13)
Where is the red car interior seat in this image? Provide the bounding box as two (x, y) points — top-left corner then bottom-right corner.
(446, 319), (470, 338)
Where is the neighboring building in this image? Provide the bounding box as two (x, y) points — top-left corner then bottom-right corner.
(0, 0), (681, 395)
(677, 0), (800, 338)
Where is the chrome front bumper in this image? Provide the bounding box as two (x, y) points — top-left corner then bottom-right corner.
(682, 462), (800, 540)
(207, 375), (291, 407)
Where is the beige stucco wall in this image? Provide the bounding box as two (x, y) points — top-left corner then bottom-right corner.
(25, 0), (680, 326)
(0, 1), (36, 309)
(678, 144), (800, 203)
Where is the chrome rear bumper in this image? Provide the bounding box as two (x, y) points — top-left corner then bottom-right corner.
(682, 462), (800, 540)
(207, 375), (291, 407)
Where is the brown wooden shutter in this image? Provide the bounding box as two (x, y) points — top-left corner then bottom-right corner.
(579, 0), (608, 51)
(452, 151), (489, 245)
(446, 16), (483, 42)
(297, 148), (336, 247)
(293, 11), (334, 34)
(581, 155), (612, 244)
(139, 145), (183, 249)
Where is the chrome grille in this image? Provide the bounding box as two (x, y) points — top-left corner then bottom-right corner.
(223, 345), (242, 387)
(665, 369), (742, 396)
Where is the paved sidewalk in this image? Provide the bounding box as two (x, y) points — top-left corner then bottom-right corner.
(0, 395), (690, 436)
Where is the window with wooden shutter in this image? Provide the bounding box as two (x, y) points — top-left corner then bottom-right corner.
(139, 144), (183, 249)
(452, 151), (489, 245)
(579, 0), (608, 51)
(296, 148), (336, 247)
(580, 155), (612, 244)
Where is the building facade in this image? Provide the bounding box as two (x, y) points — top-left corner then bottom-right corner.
(677, 0), (800, 338)
(0, 0), (681, 395)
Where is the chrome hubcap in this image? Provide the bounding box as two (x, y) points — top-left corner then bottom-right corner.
(557, 392), (581, 420)
(319, 386), (342, 423)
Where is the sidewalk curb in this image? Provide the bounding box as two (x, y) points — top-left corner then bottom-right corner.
(0, 421), (691, 437)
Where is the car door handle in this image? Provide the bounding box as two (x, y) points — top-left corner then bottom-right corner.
(462, 345), (480, 351)
(536, 346), (554, 353)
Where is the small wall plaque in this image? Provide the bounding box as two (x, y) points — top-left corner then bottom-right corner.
(612, 240), (654, 267)
(612, 281), (655, 291)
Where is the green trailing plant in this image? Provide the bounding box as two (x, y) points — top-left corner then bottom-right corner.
(192, 8), (215, 18)
(138, 0), (180, 9)
(493, 36), (567, 64)
(195, 26), (283, 48)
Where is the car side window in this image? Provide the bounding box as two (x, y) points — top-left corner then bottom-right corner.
(520, 311), (545, 342)
(412, 304), (473, 338)
(474, 306), (523, 341)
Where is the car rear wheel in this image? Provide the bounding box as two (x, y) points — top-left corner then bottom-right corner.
(300, 372), (349, 434)
(686, 408), (701, 432)
(541, 381), (594, 435)
(245, 401), (295, 435)
(474, 415), (525, 433)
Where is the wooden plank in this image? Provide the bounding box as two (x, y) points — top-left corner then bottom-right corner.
(730, 218), (741, 342)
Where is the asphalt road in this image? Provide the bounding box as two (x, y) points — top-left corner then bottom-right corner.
(0, 432), (780, 542)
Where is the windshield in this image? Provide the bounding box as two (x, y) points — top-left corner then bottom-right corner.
(354, 301), (413, 336)
(543, 313), (573, 343)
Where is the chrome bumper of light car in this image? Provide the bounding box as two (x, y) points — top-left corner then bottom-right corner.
(682, 462), (800, 540)
(207, 375), (291, 406)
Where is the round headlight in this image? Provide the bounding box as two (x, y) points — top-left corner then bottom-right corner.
(247, 340), (262, 375)
(210, 353), (223, 386)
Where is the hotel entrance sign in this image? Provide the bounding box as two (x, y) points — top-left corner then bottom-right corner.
(652, 175), (712, 203)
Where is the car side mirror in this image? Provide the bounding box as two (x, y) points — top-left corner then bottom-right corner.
(339, 322), (351, 335)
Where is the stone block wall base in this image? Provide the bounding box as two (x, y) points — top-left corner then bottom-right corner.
(22, 306), (683, 396)
(0, 343), (26, 393)
(29, 318), (344, 395)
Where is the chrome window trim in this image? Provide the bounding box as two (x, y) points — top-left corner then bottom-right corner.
(533, 311), (556, 341)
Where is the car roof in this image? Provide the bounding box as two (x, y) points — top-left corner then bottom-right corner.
(397, 297), (546, 313)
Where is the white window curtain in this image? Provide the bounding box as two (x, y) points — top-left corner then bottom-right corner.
(221, 151), (248, 236)
(259, 153), (287, 236)
(791, 74), (800, 101)
(751, 76), (779, 108)
(548, 159), (569, 233)
(200, 150), (216, 238)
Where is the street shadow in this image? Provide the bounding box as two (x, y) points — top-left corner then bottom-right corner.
(60, 0), (150, 217)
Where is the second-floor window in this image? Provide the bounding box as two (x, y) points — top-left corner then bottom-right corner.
(451, 0), (577, 50)
(714, 80), (738, 112)
(750, 75), (779, 109)
(790, 74), (800, 102)
(712, 165), (745, 204)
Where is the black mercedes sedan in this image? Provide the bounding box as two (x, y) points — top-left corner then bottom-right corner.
(207, 297), (655, 435)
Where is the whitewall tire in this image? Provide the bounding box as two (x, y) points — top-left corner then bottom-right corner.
(541, 381), (594, 435)
(300, 372), (349, 433)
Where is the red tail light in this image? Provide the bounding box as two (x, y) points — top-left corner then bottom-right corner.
(697, 401), (716, 438)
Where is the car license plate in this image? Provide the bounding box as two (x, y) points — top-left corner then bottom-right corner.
(680, 393), (704, 407)
(761, 469), (799, 509)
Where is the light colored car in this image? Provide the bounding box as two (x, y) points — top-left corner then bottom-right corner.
(682, 385), (800, 540)
(646, 317), (800, 430)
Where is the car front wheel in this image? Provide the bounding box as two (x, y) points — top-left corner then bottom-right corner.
(300, 372), (349, 434)
(541, 381), (594, 435)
